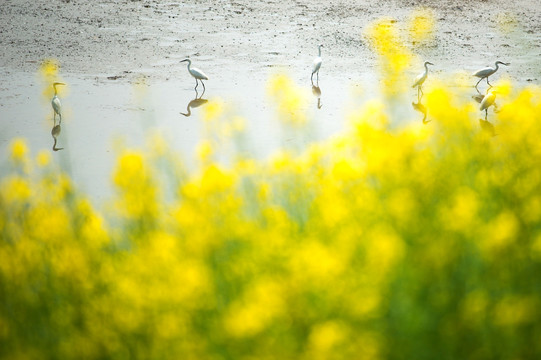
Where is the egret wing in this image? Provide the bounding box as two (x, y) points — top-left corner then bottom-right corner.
(312, 57), (322, 73)
(191, 67), (209, 80)
(412, 72), (425, 88)
(52, 96), (62, 115)
(473, 67), (493, 78)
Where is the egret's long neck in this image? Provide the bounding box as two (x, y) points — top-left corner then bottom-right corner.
(424, 63), (430, 72)
(318, 46), (322, 57)
(53, 85), (58, 96)
(186, 60), (192, 70)
(494, 62), (499, 71)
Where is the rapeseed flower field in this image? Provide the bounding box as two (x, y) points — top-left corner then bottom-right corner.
(2, 16), (541, 360)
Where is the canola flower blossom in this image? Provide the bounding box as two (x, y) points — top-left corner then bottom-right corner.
(2, 16), (541, 360)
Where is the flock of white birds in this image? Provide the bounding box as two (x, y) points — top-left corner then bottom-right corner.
(50, 46), (510, 129)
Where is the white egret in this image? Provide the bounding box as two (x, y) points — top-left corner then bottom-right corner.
(412, 61), (433, 99)
(51, 82), (65, 121)
(311, 44), (323, 85)
(473, 61), (509, 89)
(180, 59), (209, 91)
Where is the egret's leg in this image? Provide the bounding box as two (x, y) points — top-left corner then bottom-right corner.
(485, 109), (488, 121)
(316, 71), (319, 84)
(311, 72), (314, 85)
(195, 79), (199, 90)
(475, 77), (484, 90)
(486, 77), (492, 88)
(202, 80), (206, 92)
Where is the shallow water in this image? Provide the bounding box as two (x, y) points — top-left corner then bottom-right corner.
(2, 60), (499, 204)
(1, 66), (397, 203)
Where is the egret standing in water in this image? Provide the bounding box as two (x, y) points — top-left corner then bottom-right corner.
(412, 61), (433, 99)
(473, 61), (509, 90)
(311, 44), (323, 85)
(180, 59), (209, 91)
(51, 82), (65, 121)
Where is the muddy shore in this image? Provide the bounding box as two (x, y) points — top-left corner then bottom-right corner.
(1, 0), (540, 84)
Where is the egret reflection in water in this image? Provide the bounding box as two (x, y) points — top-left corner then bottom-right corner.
(412, 99), (430, 124)
(479, 118), (497, 137)
(51, 117), (64, 151)
(180, 89), (208, 117)
(312, 84), (322, 109)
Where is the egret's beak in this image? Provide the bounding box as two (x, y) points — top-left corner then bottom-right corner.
(180, 59), (188, 63)
(53, 82), (66, 86)
(427, 62), (434, 66)
(504, 62), (510, 66)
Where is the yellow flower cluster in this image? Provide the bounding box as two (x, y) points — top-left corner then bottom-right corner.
(2, 15), (541, 360)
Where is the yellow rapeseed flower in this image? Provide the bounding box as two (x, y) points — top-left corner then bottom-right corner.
(10, 138), (28, 163)
(407, 8), (436, 45)
(36, 150), (51, 167)
(1, 176), (31, 203)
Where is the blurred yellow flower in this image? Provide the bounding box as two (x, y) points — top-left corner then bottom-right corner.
(203, 99), (224, 122)
(1, 176), (31, 203)
(196, 140), (214, 163)
(10, 138), (28, 163)
(268, 74), (309, 126)
(407, 8), (436, 44)
(36, 150), (51, 167)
